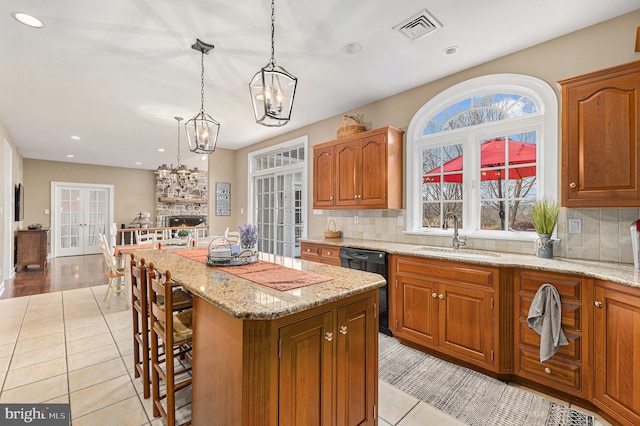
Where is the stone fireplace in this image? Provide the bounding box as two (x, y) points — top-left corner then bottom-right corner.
(155, 173), (208, 227)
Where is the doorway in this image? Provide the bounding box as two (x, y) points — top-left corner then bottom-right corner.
(51, 182), (114, 257)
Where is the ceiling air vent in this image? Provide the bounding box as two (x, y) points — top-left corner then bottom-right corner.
(393, 9), (442, 41)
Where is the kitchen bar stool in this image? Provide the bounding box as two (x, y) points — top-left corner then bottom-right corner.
(148, 264), (193, 426)
(131, 255), (151, 399)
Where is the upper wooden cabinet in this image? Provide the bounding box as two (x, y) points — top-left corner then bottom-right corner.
(559, 60), (640, 207)
(312, 126), (404, 210)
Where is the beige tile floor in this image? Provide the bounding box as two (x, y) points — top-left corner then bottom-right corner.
(0, 285), (611, 426)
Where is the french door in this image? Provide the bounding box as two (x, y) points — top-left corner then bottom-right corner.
(254, 171), (303, 258)
(52, 183), (113, 257)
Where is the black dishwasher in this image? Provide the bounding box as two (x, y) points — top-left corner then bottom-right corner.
(339, 247), (391, 336)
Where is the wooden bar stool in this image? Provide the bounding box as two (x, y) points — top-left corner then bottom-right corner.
(148, 264), (193, 426)
(130, 255), (151, 399)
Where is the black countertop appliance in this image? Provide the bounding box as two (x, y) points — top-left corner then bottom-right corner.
(339, 247), (391, 336)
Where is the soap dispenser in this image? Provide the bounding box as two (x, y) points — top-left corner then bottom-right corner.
(631, 220), (640, 269)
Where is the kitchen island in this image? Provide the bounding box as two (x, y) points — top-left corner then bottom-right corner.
(133, 249), (385, 426)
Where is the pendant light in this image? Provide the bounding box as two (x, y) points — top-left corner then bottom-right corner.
(249, 0), (297, 127)
(186, 39), (220, 154)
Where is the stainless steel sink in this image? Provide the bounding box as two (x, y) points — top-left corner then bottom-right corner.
(411, 246), (501, 259)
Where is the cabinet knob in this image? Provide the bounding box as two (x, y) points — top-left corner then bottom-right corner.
(330, 196), (333, 200)
(327, 251), (332, 255)
(594, 301), (603, 308)
(438, 294), (445, 299)
(324, 332), (333, 342)
(569, 182), (577, 189)
(544, 367), (552, 375)
(339, 326), (348, 335)
(306, 248), (311, 252)
(432, 292), (438, 298)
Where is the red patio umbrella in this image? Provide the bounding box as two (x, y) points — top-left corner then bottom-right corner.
(423, 137), (537, 229)
(423, 137), (536, 183)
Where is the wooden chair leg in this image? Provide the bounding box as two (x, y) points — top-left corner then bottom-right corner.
(150, 326), (160, 418)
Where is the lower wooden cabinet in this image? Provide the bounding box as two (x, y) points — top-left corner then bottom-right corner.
(279, 293), (378, 426)
(300, 241), (341, 266)
(390, 255), (505, 372)
(514, 270), (589, 398)
(593, 280), (640, 426)
(16, 228), (49, 271)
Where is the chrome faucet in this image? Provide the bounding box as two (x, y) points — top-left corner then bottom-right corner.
(443, 212), (467, 249)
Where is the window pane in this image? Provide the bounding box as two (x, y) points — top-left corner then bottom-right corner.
(510, 199), (536, 231)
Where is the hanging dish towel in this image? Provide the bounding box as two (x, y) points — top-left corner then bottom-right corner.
(527, 283), (569, 363)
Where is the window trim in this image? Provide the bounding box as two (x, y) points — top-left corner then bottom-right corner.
(405, 74), (558, 241)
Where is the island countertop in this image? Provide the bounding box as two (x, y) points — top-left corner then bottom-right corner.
(131, 248), (385, 319)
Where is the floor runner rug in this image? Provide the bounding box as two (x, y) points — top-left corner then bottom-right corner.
(378, 334), (593, 426)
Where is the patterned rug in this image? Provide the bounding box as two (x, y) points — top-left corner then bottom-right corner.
(378, 334), (593, 426)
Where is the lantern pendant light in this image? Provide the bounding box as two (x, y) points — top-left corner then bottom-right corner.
(249, 0), (297, 127)
(186, 39), (220, 154)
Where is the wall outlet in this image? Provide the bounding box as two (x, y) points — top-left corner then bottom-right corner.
(354, 215), (359, 224)
(397, 215), (403, 226)
(569, 218), (581, 233)
(45, 209), (50, 215)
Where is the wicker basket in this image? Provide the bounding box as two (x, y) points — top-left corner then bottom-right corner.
(336, 115), (366, 139)
(323, 220), (342, 239)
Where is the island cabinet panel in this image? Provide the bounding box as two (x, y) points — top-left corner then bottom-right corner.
(300, 242), (341, 266)
(191, 289), (378, 426)
(312, 126), (404, 210)
(389, 255), (505, 372)
(559, 59), (640, 207)
(514, 270), (590, 398)
(593, 280), (640, 426)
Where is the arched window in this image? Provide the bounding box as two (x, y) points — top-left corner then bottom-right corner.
(406, 74), (558, 241)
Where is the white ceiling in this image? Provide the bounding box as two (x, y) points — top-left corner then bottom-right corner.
(1, 1), (638, 171)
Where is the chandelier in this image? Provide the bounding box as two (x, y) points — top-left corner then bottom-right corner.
(186, 39), (220, 154)
(155, 117), (205, 198)
(249, 0), (297, 127)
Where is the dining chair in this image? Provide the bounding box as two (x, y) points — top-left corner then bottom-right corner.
(148, 264), (193, 426)
(131, 255), (151, 399)
(135, 230), (157, 245)
(98, 233), (127, 308)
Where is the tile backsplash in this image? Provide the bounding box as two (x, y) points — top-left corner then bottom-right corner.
(326, 207), (640, 264)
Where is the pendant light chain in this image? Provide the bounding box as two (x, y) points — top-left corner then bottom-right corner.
(200, 51), (206, 113)
(270, 0), (276, 65)
(176, 117), (182, 166)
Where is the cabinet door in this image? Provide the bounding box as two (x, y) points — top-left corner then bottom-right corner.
(560, 61), (640, 207)
(313, 145), (336, 208)
(359, 133), (387, 207)
(336, 296), (377, 426)
(335, 139), (359, 207)
(279, 311), (334, 426)
(593, 282), (640, 425)
(438, 285), (494, 366)
(395, 276), (439, 347)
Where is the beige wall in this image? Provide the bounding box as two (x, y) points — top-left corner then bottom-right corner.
(232, 9), (640, 263)
(0, 118), (24, 279)
(23, 159), (156, 228)
(206, 147), (237, 235)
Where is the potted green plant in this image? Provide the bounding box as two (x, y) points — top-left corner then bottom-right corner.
(531, 199), (560, 258)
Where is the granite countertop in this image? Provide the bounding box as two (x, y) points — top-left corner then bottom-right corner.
(132, 249), (385, 320)
(302, 236), (640, 289)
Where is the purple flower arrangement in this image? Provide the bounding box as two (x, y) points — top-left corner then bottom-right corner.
(239, 223), (259, 249)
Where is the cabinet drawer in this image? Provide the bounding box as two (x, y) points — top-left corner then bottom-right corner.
(395, 257), (495, 288)
(519, 272), (581, 301)
(518, 348), (581, 392)
(301, 244), (320, 258)
(320, 247), (340, 259)
(519, 296), (582, 331)
(517, 322), (581, 360)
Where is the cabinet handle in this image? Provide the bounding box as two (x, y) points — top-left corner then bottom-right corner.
(432, 292), (438, 298)
(327, 251), (332, 255)
(594, 301), (603, 308)
(569, 182), (577, 189)
(339, 326), (348, 335)
(544, 367), (552, 375)
(324, 332), (333, 341)
(330, 196), (333, 200)
(438, 294), (445, 299)
(306, 248), (311, 252)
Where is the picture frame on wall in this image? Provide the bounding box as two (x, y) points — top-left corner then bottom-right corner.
(215, 182), (231, 216)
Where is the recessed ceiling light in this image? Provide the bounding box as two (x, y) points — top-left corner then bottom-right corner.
(11, 12), (45, 29)
(341, 42), (362, 55)
(158, 148), (165, 152)
(135, 162), (142, 165)
(66, 154), (74, 158)
(201, 155), (207, 161)
(443, 46), (459, 55)
(70, 135), (81, 140)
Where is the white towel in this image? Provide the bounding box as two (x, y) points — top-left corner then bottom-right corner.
(527, 283), (569, 363)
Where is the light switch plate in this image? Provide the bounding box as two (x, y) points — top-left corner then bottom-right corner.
(569, 218), (581, 233)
